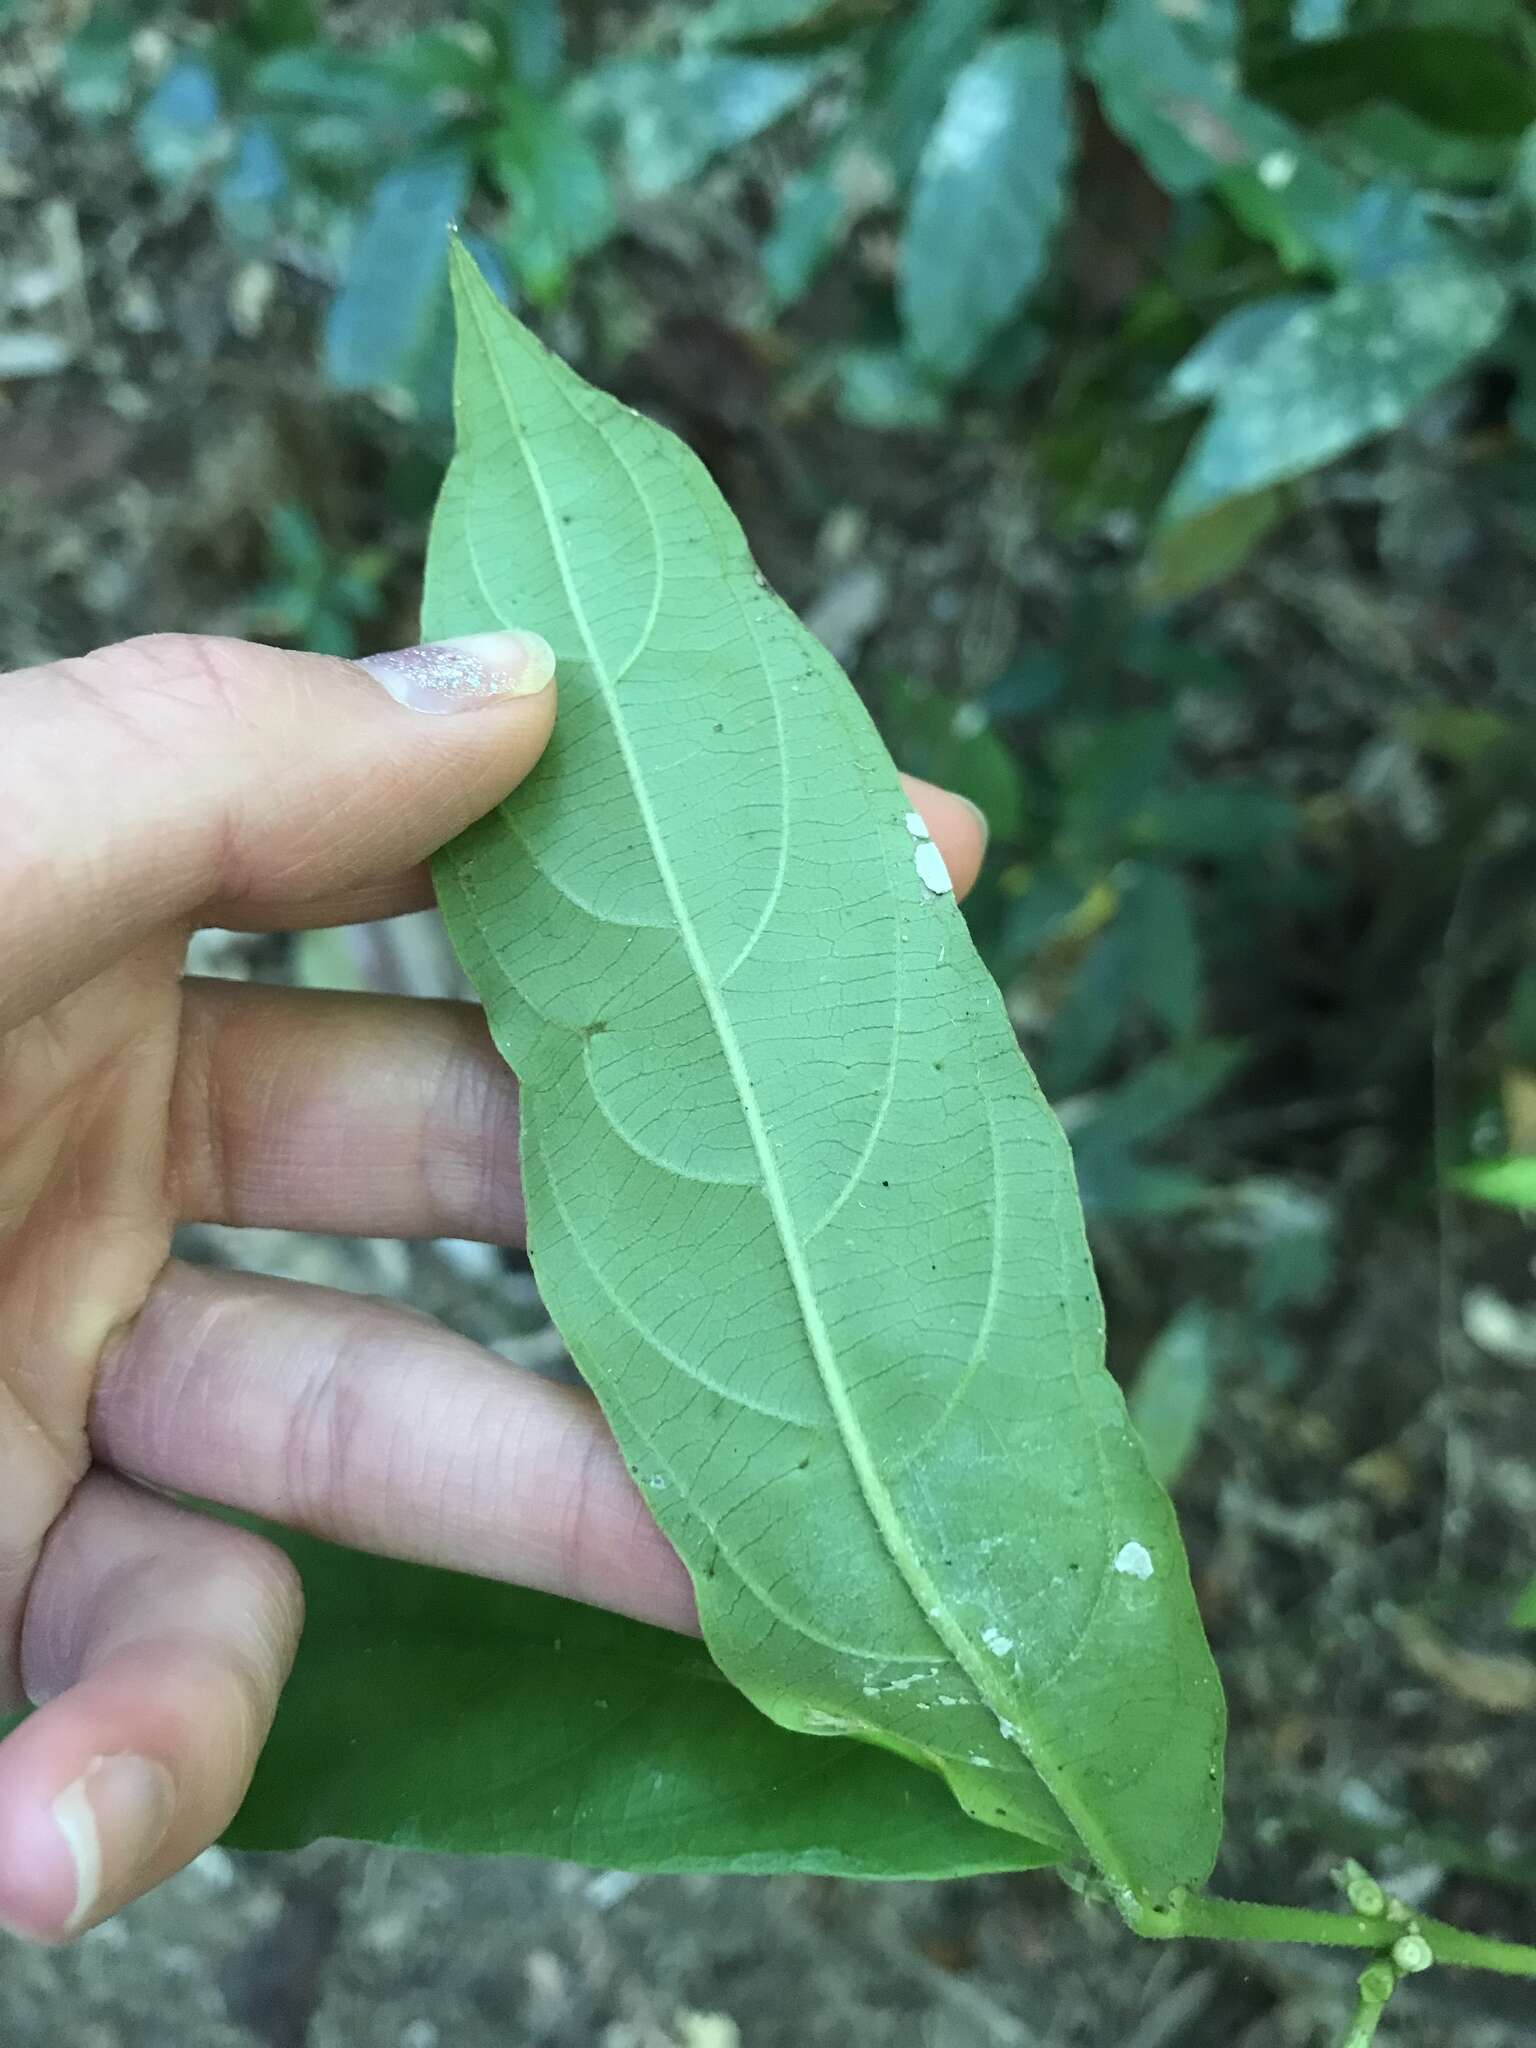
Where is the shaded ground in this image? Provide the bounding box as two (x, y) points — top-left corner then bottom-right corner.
(3, 11), (1535, 2045)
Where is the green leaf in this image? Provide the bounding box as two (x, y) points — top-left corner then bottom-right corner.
(1122, 868), (1201, 1043)
(860, 0), (1001, 188)
(1166, 297), (1320, 406)
(501, 0), (564, 91)
(227, 1527), (1049, 1878)
(1292, 0), (1348, 36)
(834, 348), (948, 430)
(1086, 0), (1446, 282)
(760, 0), (1000, 306)
(899, 33), (1072, 383)
(574, 52), (825, 199)
(1084, 1042), (1245, 1153)
(1254, 30), (1536, 139)
(323, 155), (470, 401)
(696, 0), (897, 48)
(1130, 781), (1296, 863)
(1053, 710), (1178, 867)
(238, 0), (319, 52)
(1139, 489), (1286, 601)
(59, 5), (137, 123)
(1453, 1156), (1536, 1208)
(1163, 264), (1508, 522)
(1129, 1307), (1218, 1489)
(762, 163), (853, 305)
(248, 46), (449, 176)
(1087, 0), (1306, 199)
(1323, 103), (1516, 188)
(1512, 1578), (1536, 1630)
(426, 247), (1226, 1902)
(134, 58), (224, 188)
(491, 91), (614, 304)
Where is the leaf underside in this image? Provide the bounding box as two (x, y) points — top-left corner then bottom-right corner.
(427, 245), (1225, 1900)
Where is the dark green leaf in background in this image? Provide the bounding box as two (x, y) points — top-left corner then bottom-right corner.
(834, 349), (948, 430)
(239, 0), (319, 54)
(1085, 1042), (1245, 1156)
(501, 0), (565, 92)
(228, 1529), (1050, 1879)
(900, 34), (1072, 383)
(697, 0), (898, 50)
(426, 249), (1225, 1902)
(249, 47), (438, 169)
(324, 153), (471, 401)
(491, 92), (614, 305)
(1253, 29), (1536, 139)
(1053, 711), (1178, 869)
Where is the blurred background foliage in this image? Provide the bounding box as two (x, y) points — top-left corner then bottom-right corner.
(4, 0), (1536, 2008)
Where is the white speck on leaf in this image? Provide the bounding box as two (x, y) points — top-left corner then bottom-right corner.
(968, 1754), (996, 1769)
(915, 841), (952, 894)
(1258, 149), (1296, 190)
(904, 810), (931, 840)
(1114, 1541), (1155, 1580)
(981, 1627), (1014, 1657)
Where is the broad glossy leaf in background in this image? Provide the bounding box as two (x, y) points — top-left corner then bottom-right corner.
(899, 33), (1071, 383)
(1164, 263), (1508, 522)
(227, 1529), (1047, 1879)
(573, 51), (824, 199)
(427, 249), (1225, 1903)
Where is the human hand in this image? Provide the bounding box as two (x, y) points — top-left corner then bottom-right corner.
(0, 628), (987, 1940)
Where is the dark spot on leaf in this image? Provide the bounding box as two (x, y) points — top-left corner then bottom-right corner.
(582, 1020), (610, 1038)
(713, 721), (724, 733)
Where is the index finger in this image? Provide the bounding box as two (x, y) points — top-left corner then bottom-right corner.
(0, 630), (554, 1028)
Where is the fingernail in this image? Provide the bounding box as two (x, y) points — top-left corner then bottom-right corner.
(357, 629), (556, 713)
(956, 794), (991, 855)
(52, 1754), (175, 1934)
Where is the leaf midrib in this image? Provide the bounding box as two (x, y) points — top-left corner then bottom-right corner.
(462, 278), (1126, 1887)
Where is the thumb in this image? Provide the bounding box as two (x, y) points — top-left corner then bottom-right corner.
(1, 629), (555, 1028)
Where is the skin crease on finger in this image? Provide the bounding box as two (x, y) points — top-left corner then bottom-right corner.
(0, 631), (987, 1939)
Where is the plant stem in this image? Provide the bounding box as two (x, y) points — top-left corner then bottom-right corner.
(1339, 1963), (1398, 2048)
(1123, 1891), (1536, 1978)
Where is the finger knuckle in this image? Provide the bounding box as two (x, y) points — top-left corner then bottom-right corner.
(85, 633), (256, 729)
